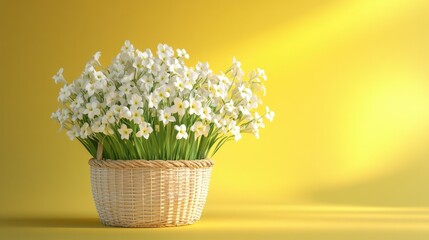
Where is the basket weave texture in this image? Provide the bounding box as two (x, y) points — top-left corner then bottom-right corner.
(88, 158), (214, 228)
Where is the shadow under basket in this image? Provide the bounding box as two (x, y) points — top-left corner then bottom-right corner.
(88, 158), (214, 228)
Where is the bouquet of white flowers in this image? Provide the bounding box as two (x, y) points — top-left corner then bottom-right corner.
(52, 41), (274, 160)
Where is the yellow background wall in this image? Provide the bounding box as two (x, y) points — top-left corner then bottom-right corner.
(1, 0), (429, 217)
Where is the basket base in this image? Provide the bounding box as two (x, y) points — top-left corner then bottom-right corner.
(100, 220), (197, 228)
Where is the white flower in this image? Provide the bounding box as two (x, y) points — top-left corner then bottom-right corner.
(147, 93), (161, 109)
(108, 62), (124, 79)
(183, 79), (193, 90)
(143, 57), (155, 69)
(177, 49), (189, 59)
(238, 105), (251, 116)
(111, 105), (122, 116)
(66, 125), (80, 140)
(233, 131), (242, 141)
(213, 114), (226, 128)
(156, 72), (170, 85)
(138, 75), (154, 92)
(252, 82), (266, 96)
(58, 85), (71, 102)
(254, 112), (265, 128)
(80, 122), (92, 139)
(227, 120), (241, 141)
(185, 68), (198, 84)
(130, 106), (144, 124)
(83, 102), (101, 119)
(102, 110), (116, 124)
(129, 94), (143, 108)
(189, 98), (202, 115)
(237, 84), (252, 101)
(248, 122), (260, 139)
(121, 40), (134, 52)
(118, 50), (130, 66)
(71, 108), (84, 121)
(85, 83), (95, 96)
(172, 98), (189, 116)
(213, 84), (225, 98)
(133, 50), (145, 69)
(105, 91), (118, 106)
(118, 83), (132, 97)
(93, 71), (107, 82)
(168, 58), (182, 72)
(102, 123), (114, 135)
(142, 48), (153, 59)
(158, 108), (176, 125)
(89, 51), (102, 66)
(218, 74), (231, 87)
(154, 87), (170, 100)
(120, 106), (132, 119)
(53, 68), (66, 84)
(163, 84), (175, 98)
(249, 68), (267, 82)
(136, 122), (153, 139)
(174, 124), (188, 139)
(91, 120), (104, 133)
(157, 43), (174, 60)
(118, 124), (133, 140)
(196, 62), (211, 77)
(231, 57), (244, 79)
(257, 68), (267, 81)
(120, 73), (134, 83)
(51, 109), (60, 121)
(57, 109), (69, 124)
(265, 106), (275, 122)
(248, 95), (259, 109)
(173, 76), (185, 92)
(225, 100), (235, 112)
(190, 121), (209, 138)
(70, 95), (84, 109)
(200, 107), (212, 121)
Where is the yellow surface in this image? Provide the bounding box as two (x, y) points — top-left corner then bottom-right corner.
(1, 0), (429, 238)
(1, 205), (429, 239)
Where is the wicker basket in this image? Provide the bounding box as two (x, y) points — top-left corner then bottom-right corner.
(88, 158), (214, 228)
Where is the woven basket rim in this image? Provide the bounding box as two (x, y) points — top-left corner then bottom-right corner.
(88, 158), (214, 169)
